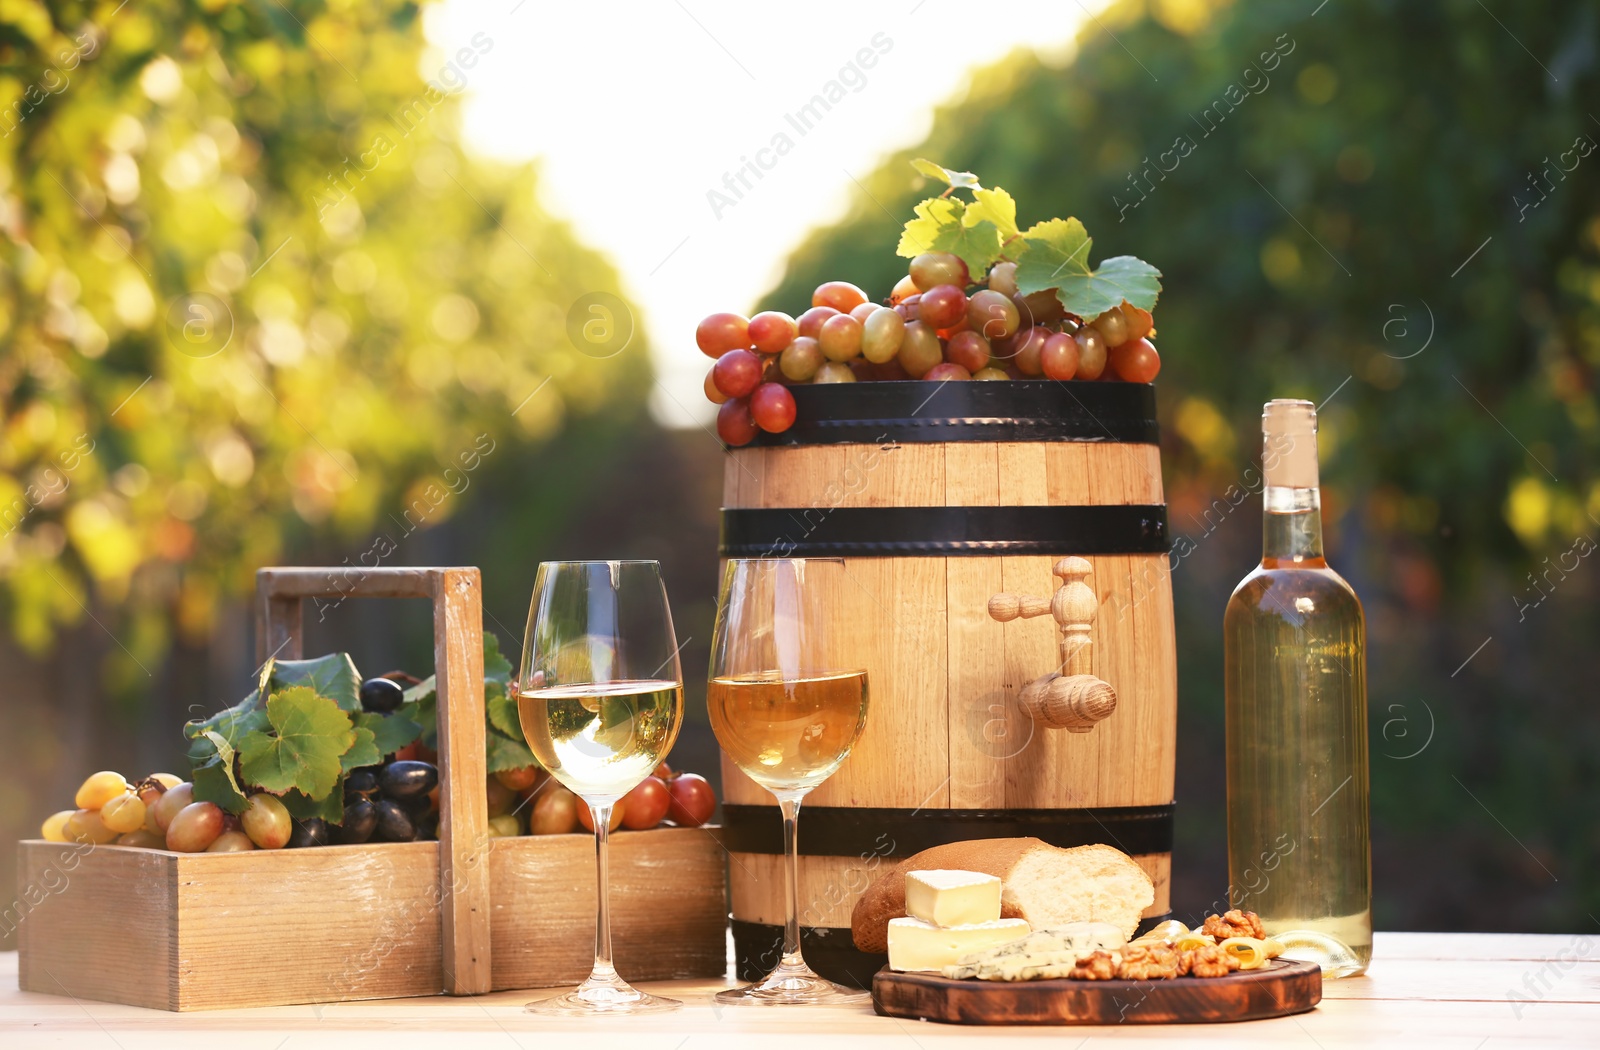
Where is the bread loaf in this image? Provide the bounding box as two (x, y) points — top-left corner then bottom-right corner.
(850, 838), (1154, 953)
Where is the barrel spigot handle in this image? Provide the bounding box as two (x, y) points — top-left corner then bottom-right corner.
(988, 557), (1117, 733)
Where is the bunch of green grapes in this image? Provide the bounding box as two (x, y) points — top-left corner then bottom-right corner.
(39, 769), (291, 853)
(697, 251), (1162, 447)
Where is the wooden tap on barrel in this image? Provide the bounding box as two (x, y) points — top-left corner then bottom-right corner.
(988, 556), (1117, 733)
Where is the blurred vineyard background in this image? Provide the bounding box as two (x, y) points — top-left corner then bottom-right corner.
(3, 0), (1598, 950)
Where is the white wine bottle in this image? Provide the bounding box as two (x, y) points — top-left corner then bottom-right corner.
(1224, 399), (1372, 977)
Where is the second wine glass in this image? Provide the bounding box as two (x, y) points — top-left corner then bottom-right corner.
(708, 557), (870, 1006)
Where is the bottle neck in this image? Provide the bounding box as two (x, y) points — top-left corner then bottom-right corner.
(1262, 484), (1325, 567)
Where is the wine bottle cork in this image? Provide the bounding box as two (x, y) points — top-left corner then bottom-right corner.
(1262, 399), (1319, 489)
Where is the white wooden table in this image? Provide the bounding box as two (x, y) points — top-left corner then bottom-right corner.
(2, 933), (1595, 1048)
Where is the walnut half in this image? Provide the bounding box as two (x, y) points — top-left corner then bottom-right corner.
(1068, 949), (1120, 981)
(1116, 944), (1182, 981)
(1202, 909), (1267, 941)
(1181, 944), (1243, 979)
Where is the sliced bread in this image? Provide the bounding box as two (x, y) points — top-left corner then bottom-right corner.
(851, 837), (1154, 953)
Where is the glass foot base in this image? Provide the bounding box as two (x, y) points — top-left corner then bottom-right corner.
(716, 961), (870, 1006)
(526, 971), (680, 1015)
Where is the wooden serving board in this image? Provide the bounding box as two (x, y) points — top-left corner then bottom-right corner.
(872, 958), (1322, 1025)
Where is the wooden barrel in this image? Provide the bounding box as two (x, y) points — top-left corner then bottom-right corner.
(718, 380), (1176, 987)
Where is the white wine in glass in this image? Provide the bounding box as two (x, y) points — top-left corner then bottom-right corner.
(707, 670), (867, 795)
(708, 558), (870, 1006)
(517, 560), (684, 1016)
(519, 679), (681, 802)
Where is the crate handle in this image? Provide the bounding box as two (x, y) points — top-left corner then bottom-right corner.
(256, 566), (492, 996)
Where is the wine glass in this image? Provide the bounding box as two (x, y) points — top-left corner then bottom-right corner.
(516, 560), (684, 1015)
(708, 558), (871, 1005)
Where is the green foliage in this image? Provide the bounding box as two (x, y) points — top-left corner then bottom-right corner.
(1054, 256), (1163, 318)
(191, 729), (248, 814)
(187, 651), (419, 815)
(354, 707), (421, 758)
(909, 157), (982, 190)
(404, 630), (534, 772)
(0, 0), (650, 675)
(1013, 217), (1093, 295)
(237, 686), (355, 797)
(272, 653), (361, 711)
(404, 672), (438, 747)
(896, 161), (1159, 313)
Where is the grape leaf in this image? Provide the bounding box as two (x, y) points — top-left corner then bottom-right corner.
(935, 220), (1005, 280)
(238, 687), (356, 798)
(898, 196), (1005, 278)
(340, 726), (383, 773)
(910, 157), (983, 190)
(486, 681), (522, 741)
(486, 727), (537, 773)
(281, 784), (347, 824)
(897, 196), (964, 257)
(271, 653), (361, 711)
(406, 674), (439, 749)
(484, 630), (512, 688)
(1015, 217), (1094, 295)
(354, 708), (423, 758)
(964, 186), (1019, 241)
(191, 731), (249, 814)
(1053, 255), (1164, 318)
(186, 693), (270, 748)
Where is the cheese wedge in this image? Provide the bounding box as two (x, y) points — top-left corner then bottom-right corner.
(904, 869), (1002, 927)
(886, 917), (1031, 972)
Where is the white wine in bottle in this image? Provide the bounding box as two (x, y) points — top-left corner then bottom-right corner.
(1224, 399), (1372, 977)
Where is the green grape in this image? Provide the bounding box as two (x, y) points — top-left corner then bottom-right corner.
(812, 361), (857, 383)
(861, 307), (906, 363)
(818, 314), (864, 361)
(987, 261), (1019, 296)
(966, 290), (1019, 341)
(1092, 308), (1130, 347)
(909, 252), (969, 291)
(153, 782), (195, 830)
(241, 793), (292, 849)
(65, 808), (121, 844)
(40, 810), (74, 842)
(166, 801), (225, 852)
(1075, 327), (1108, 379)
(780, 337), (823, 381)
(899, 321), (944, 378)
(206, 830), (257, 852)
(75, 770), (129, 810)
(100, 793), (147, 834)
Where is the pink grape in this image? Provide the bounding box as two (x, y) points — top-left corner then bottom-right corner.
(713, 349), (763, 399)
(750, 383), (797, 433)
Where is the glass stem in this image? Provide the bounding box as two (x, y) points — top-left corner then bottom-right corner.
(590, 802), (616, 979)
(779, 795), (804, 968)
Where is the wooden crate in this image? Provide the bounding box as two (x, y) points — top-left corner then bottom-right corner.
(16, 566), (727, 1010)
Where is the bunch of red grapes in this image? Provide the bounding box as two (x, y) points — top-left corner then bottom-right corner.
(698, 250), (1161, 446)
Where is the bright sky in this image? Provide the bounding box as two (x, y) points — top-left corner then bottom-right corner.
(424, 2), (1091, 427)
